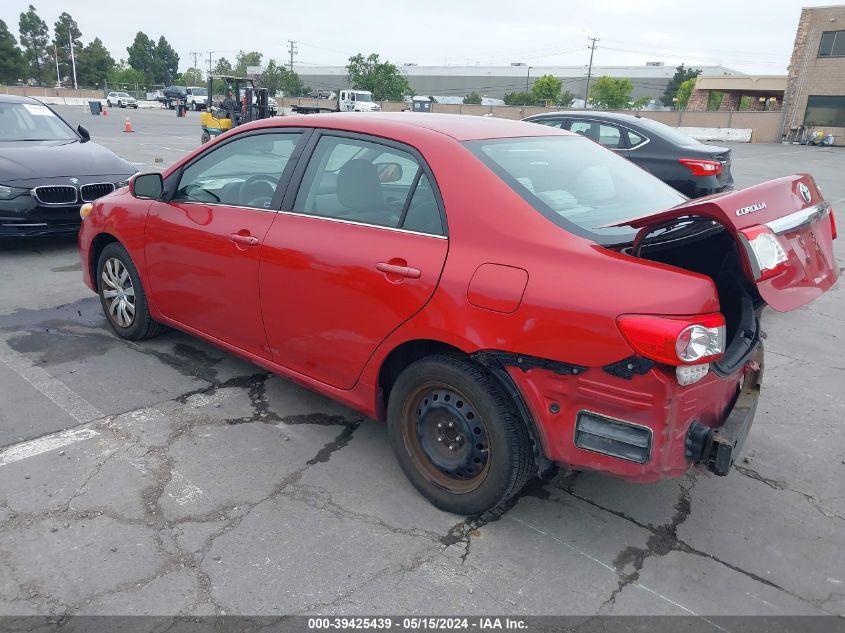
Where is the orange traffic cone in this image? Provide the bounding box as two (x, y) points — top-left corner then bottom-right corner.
(123, 116), (134, 133)
(102, 107), (108, 116)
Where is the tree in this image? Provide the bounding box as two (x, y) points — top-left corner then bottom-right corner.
(589, 76), (634, 109)
(234, 50), (262, 77)
(18, 5), (51, 85)
(53, 12), (81, 83)
(463, 91), (482, 105)
(559, 89), (576, 107)
(152, 36), (178, 84)
(675, 78), (696, 109)
(661, 64), (701, 107)
(75, 37), (113, 87)
(503, 91), (536, 106)
(211, 57), (234, 94)
(107, 60), (146, 89)
(531, 74), (562, 103)
(0, 20), (26, 84)
(178, 67), (203, 86)
(126, 32), (154, 79)
(258, 58), (283, 94)
(346, 53), (411, 101)
(708, 91), (724, 110)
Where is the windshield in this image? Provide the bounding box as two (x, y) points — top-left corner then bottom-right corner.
(0, 102), (78, 142)
(192, 88), (208, 96)
(634, 117), (703, 147)
(354, 93), (373, 102)
(466, 135), (686, 244)
(117, 92), (131, 98)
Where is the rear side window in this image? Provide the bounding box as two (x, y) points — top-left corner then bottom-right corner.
(532, 118), (566, 129)
(626, 130), (646, 147)
(466, 136), (686, 244)
(293, 135), (444, 235)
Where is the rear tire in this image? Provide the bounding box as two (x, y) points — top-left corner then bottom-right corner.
(387, 355), (533, 515)
(201, 130), (211, 144)
(96, 243), (166, 340)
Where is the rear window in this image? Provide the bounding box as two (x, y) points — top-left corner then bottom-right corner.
(633, 117), (701, 147)
(465, 136), (686, 244)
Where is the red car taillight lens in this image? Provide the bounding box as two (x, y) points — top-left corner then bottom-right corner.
(678, 158), (722, 177)
(830, 207), (837, 240)
(617, 313), (726, 366)
(740, 225), (788, 280)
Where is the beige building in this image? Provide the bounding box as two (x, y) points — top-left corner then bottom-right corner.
(782, 4), (845, 141)
(687, 75), (787, 112)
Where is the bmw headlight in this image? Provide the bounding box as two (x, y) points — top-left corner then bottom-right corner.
(0, 185), (30, 200)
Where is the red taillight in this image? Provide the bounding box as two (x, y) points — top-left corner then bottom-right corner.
(617, 313), (726, 366)
(830, 207), (837, 240)
(739, 225), (788, 280)
(678, 158), (722, 177)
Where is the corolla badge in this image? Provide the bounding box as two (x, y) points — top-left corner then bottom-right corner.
(799, 182), (812, 203)
(69, 177), (79, 185)
(735, 202), (767, 216)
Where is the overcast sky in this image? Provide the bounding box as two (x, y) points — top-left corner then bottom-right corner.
(1, 1), (832, 74)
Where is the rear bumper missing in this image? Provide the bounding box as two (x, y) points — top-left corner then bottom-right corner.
(685, 354), (763, 475)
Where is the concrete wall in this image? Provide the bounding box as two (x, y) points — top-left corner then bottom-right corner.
(1, 85), (103, 99)
(280, 98), (783, 143)
(783, 5), (845, 143)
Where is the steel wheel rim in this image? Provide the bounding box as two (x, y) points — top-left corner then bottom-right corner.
(401, 382), (491, 494)
(101, 257), (136, 328)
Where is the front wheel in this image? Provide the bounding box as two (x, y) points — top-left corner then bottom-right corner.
(201, 130), (211, 144)
(387, 355), (533, 514)
(97, 243), (166, 340)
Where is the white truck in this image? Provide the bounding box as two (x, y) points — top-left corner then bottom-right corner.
(292, 89), (381, 114)
(185, 86), (209, 110)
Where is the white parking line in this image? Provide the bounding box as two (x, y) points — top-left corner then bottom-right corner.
(0, 426), (99, 466)
(0, 338), (103, 425)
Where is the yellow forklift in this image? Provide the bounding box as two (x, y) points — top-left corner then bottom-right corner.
(200, 75), (272, 144)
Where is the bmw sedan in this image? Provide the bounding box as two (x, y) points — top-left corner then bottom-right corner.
(78, 113), (837, 514)
(525, 111), (734, 198)
(0, 95), (136, 238)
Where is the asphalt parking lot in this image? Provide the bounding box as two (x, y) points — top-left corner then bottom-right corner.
(1, 105), (844, 620)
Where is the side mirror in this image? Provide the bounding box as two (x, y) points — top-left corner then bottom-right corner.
(77, 125), (90, 142)
(376, 162), (403, 183)
(130, 173), (164, 200)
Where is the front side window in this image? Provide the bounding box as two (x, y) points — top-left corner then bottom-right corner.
(173, 132), (302, 209)
(466, 135), (686, 244)
(293, 135), (443, 234)
(818, 30), (845, 57)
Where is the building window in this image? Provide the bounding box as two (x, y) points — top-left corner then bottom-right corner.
(803, 96), (845, 127)
(818, 30), (845, 57)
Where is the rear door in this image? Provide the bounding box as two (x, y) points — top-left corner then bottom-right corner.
(619, 175), (838, 312)
(259, 132), (448, 389)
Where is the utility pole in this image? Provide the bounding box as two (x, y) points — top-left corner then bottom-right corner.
(584, 36), (599, 107)
(190, 51), (200, 73)
(206, 51), (215, 77)
(54, 43), (61, 88)
(69, 28), (78, 90)
(287, 40), (298, 72)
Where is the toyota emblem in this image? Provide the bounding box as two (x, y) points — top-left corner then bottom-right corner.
(799, 182), (811, 203)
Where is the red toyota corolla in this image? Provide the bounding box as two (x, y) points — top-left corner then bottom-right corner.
(78, 113), (838, 514)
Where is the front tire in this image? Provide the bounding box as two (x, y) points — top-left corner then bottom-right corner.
(201, 130), (211, 144)
(96, 243), (166, 340)
(387, 355), (533, 514)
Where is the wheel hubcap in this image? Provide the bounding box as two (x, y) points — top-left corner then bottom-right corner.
(415, 388), (489, 481)
(101, 257), (136, 328)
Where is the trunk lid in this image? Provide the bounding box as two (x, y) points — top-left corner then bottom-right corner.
(613, 175), (838, 312)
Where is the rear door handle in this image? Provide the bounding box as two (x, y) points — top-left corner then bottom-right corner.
(376, 262), (421, 279)
(230, 233), (259, 246)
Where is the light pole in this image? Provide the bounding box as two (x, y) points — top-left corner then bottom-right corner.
(526, 66), (532, 92)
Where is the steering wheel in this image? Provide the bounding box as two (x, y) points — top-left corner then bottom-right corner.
(238, 175), (278, 208)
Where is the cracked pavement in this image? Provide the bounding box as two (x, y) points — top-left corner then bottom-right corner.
(1, 123), (844, 620)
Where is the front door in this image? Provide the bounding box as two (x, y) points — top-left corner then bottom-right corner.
(260, 133), (448, 389)
(145, 130), (304, 358)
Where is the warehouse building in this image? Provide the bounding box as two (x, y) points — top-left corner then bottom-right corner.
(782, 4), (845, 141)
(294, 63), (739, 103)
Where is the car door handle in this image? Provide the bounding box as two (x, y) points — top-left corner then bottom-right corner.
(376, 262), (421, 279)
(230, 233), (259, 246)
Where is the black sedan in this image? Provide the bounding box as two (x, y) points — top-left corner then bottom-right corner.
(524, 111), (734, 198)
(0, 95), (135, 239)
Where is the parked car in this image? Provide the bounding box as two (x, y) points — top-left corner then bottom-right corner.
(0, 95), (135, 238)
(77, 113), (838, 514)
(162, 85), (188, 108)
(185, 86), (208, 111)
(524, 111), (734, 198)
(105, 91), (138, 109)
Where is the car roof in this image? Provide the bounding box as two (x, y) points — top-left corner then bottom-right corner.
(254, 112), (573, 141)
(528, 110), (648, 124)
(0, 94), (42, 105)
